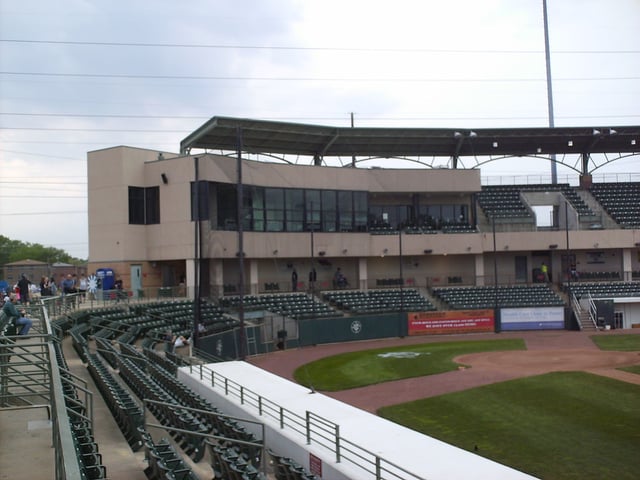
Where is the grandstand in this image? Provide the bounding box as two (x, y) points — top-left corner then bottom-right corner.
(2, 297), (543, 479)
(3, 118), (640, 478)
(85, 118), (640, 332)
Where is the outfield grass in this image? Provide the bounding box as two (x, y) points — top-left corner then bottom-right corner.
(590, 333), (640, 351)
(379, 372), (640, 480)
(621, 364), (640, 375)
(293, 338), (525, 391)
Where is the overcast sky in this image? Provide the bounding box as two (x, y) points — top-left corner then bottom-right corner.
(1, 0), (639, 259)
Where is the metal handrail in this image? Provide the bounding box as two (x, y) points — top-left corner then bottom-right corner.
(570, 291), (583, 329)
(0, 301), (87, 479)
(587, 292), (598, 329)
(189, 363), (426, 480)
(143, 398), (268, 477)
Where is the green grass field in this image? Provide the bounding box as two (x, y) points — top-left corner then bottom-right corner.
(379, 372), (640, 480)
(293, 338), (525, 391)
(590, 333), (640, 351)
(621, 364), (640, 375)
(591, 334), (640, 376)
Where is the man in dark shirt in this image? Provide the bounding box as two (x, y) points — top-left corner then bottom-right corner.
(2, 293), (33, 335)
(17, 274), (31, 305)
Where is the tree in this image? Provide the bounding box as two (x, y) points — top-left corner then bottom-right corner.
(0, 235), (85, 266)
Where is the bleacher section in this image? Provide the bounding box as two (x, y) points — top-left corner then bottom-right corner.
(139, 427), (200, 480)
(53, 341), (108, 479)
(137, 300), (239, 340)
(589, 182), (640, 228)
(568, 281), (640, 299)
(219, 292), (342, 320)
(479, 184), (594, 221)
(323, 288), (436, 314)
(575, 271), (620, 281)
(370, 223), (476, 234)
(432, 284), (564, 310)
(478, 186), (533, 220)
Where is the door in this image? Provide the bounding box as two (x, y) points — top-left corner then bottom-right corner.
(515, 256), (528, 283)
(130, 265), (142, 298)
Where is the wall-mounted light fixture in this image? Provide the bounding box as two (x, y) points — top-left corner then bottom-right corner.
(342, 249), (348, 254)
(504, 245), (509, 250)
(423, 249), (433, 254)
(549, 244), (558, 249)
(593, 243), (599, 248)
(161, 173), (168, 184)
(635, 242), (640, 247)
(318, 251), (326, 256)
(272, 249), (278, 255)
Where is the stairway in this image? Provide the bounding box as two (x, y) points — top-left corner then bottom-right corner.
(577, 308), (598, 332)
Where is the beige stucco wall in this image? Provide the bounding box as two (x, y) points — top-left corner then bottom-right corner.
(86, 145), (640, 294)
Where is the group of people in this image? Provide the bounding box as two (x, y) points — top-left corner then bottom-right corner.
(289, 266), (348, 291)
(1, 293), (33, 336)
(13, 273), (89, 300)
(163, 330), (191, 351)
(8, 274), (35, 305)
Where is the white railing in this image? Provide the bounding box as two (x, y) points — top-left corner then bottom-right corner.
(587, 292), (598, 329)
(570, 291), (583, 328)
(188, 363), (426, 480)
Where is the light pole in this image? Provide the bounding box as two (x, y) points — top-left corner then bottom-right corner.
(236, 126), (246, 360)
(543, 0), (557, 184)
(565, 200), (571, 299)
(309, 201), (316, 321)
(193, 156), (200, 348)
(492, 215), (500, 332)
(398, 227), (404, 312)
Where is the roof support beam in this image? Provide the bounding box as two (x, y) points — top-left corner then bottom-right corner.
(315, 129), (340, 165)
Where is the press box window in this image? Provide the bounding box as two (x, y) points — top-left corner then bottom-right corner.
(128, 186), (160, 225)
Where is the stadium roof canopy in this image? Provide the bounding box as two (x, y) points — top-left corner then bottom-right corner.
(180, 116), (640, 172)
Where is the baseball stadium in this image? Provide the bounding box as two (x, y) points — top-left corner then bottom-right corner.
(2, 117), (640, 479)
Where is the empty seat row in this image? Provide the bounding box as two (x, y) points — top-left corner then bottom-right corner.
(432, 284), (565, 309)
(568, 281), (640, 299)
(53, 340), (107, 479)
(267, 449), (318, 480)
(139, 427), (199, 480)
(86, 352), (144, 451)
(590, 182), (640, 228)
(220, 293), (341, 320)
(323, 288), (436, 314)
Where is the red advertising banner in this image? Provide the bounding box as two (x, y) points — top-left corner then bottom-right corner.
(309, 453), (322, 477)
(408, 309), (495, 335)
